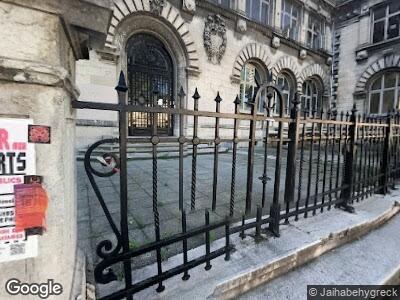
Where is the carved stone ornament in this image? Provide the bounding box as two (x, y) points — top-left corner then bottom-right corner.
(236, 18), (247, 33)
(149, 0), (165, 15)
(182, 0), (195, 13)
(299, 49), (307, 60)
(356, 50), (368, 61)
(272, 36), (280, 49)
(204, 14), (227, 64)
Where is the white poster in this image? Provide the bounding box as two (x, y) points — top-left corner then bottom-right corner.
(0, 118), (38, 262)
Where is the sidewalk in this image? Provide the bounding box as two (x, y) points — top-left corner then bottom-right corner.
(239, 209), (400, 299)
(97, 189), (400, 299)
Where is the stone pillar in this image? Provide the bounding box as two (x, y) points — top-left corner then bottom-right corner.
(0, 1), (111, 299)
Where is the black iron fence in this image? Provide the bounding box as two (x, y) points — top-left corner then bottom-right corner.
(73, 72), (400, 300)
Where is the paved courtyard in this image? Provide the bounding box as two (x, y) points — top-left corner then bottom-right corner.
(77, 145), (345, 281)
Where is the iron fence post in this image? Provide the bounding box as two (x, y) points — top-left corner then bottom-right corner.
(115, 71), (133, 299)
(379, 113), (392, 194)
(339, 104), (356, 213)
(283, 93), (300, 223)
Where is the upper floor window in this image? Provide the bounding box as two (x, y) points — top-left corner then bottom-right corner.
(372, 2), (400, 43)
(281, 0), (301, 40)
(368, 72), (400, 114)
(210, 0), (234, 9)
(301, 79), (321, 113)
(306, 14), (324, 50)
(239, 62), (266, 112)
(246, 0), (272, 26)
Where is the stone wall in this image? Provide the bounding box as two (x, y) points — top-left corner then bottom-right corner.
(0, 1), (112, 298)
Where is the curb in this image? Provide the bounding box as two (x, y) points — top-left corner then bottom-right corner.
(211, 201), (400, 300)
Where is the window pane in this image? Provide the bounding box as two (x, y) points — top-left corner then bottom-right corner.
(245, 84), (253, 103)
(389, 2), (400, 14)
(221, 0), (230, 8)
(261, 2), (269, 25)
(291, 21), (298, 39)
(373, 21), (385, 43)
(384, 73), (397, 88)
(252, 0), (260, 21)
(388, 15), (400, 39)
(283, 14), (290, 30)
(292, 5), (299, 19)
(370, 93), (380, 114)
(374, 6), (386, 20)
(240, 83), (245, 104)
(313, 33), (320, 49)
(382, 90), (395, 112)
(307, 32), (312, 47)
(246, 0), (251, 16)
(371, 76), (382, 90)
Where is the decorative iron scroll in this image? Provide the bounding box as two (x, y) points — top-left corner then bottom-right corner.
(84, 139), (123, 283)
(204, 14), (227, 64)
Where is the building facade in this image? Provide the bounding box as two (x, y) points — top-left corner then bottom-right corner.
(334, 0), (400, 115)
(75, 0), (336, 146)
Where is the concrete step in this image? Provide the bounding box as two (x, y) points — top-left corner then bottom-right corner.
(76, 143), (230, 161)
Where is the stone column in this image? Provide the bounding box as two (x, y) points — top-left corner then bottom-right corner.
(0, 1), (111, 299)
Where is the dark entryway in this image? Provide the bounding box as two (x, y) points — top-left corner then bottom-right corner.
(126, 33), (174, 136)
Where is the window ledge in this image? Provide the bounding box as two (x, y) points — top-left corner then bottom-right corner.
(356, 37), (400, 57)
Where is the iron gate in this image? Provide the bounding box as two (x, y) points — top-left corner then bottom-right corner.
(126, 33), (174, 136)
(73, 71), (400, 300)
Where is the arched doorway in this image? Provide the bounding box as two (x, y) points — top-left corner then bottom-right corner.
(126, 33), (174, 136)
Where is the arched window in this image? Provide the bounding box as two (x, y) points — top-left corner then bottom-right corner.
(368, 72), (400, 114)
(239, 62), (266, 112)
(276, 72), (295, 114)
(301, 79), (321, 113)
(126, 33), (174, 136)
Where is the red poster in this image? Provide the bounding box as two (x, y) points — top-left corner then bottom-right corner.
(14, 184), (48, 232)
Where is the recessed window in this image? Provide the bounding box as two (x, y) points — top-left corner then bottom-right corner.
(368, 72), (400, 114)
(246, 0), (272, 26)
(275, 72), (295, 114)
(239, 62), (266, 112)
(306, 14), (325, 50)
(372, 3), (400, 43)
(301, 79), (321, 113)
(281, 0), (301, 40)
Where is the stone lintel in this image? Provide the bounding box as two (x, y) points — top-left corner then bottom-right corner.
(0, 57), (80, 99)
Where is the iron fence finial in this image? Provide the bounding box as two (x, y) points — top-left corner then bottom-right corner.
(233, 95), (240, 105)
(215, 91), (222, 103)
(192, 88), (200, 100)
(178, 86), (186, 98)
(115, 71), (128, 92)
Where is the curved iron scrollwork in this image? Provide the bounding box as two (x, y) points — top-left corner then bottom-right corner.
(84, 138), (123, 283)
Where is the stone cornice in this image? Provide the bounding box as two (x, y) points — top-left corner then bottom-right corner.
(0, 56), (80, 99)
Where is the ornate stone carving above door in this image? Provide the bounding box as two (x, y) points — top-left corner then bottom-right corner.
(203, 14), (227, 65)
(149, 0), (165, 15)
